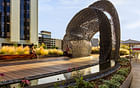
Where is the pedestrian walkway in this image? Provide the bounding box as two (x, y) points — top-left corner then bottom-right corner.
(0, 55), (99, 85)
(131, 58), (140, 88)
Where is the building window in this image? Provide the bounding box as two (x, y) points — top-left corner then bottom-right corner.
(20, 0), (30, 40)
(0, 0), (10, 38)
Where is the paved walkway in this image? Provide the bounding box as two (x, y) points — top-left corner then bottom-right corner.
(0, 55), (99, 83)
(131, 58), (140, 88)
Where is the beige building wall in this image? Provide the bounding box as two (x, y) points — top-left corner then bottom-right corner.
(55, 39), (62, 49)
(30, 0), (38, 45)
(10, 0), (20, 43)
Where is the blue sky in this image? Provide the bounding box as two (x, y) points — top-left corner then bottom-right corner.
(39, 0), (140, 41)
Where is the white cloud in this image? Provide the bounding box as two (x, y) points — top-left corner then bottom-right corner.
(125, 20), (140, 29)
(39, 5), (54, 12)
(39, 0), (51, 4)
(58, 0), (94, 8)
(133, 10), (140, 16)
(59, 0), (79, 5)
(111, 0), (129, 6)
(59, 0), (93, 4)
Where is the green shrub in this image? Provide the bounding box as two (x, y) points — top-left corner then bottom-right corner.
(41, 43), (47, 49)
(111, 74), (125, 83)
(34, 44), (37, 49)
(118, 58), (129, 62)
(13, 43), (18, 47)
(120, 62), (129, 66)
(68, 77), (94, 88)
(117, 68), (129, 76)
(118, 58), (129, 66)
(103, 79), (120, 88)
(99, 84), (109, 88)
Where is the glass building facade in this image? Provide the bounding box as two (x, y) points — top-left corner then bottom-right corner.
(20, 0), (30, 40)
(0, 0), (10, 38)
(0, 0), (38, 46)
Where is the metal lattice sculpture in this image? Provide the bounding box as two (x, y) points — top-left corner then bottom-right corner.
(63, 0), (120, 69)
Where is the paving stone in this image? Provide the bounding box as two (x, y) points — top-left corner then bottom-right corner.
(131, 60), (140, 88)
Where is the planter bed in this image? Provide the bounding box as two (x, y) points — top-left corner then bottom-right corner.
(90, 58), (132, 88)
(0, 54), (65, 62)
(0, 54), (37, 61)
(120, 69), (133, 88)
(37, 55), (64, 58)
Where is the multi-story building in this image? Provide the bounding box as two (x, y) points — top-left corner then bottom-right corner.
(91, 38), (99, 47)
(51, 38), (62, 49)
(0, 0), (38, 47)
(39, 30), (62, 49)
(39, 31), (51, 48)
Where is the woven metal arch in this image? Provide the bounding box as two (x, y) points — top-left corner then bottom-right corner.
(89, 0), (121, 61)
(63, 0), (120, 69)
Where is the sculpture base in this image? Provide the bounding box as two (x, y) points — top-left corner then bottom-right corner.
(66, 40), (92, 58)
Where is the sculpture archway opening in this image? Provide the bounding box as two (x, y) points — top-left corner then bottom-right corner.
(63, 0), (120, 70)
